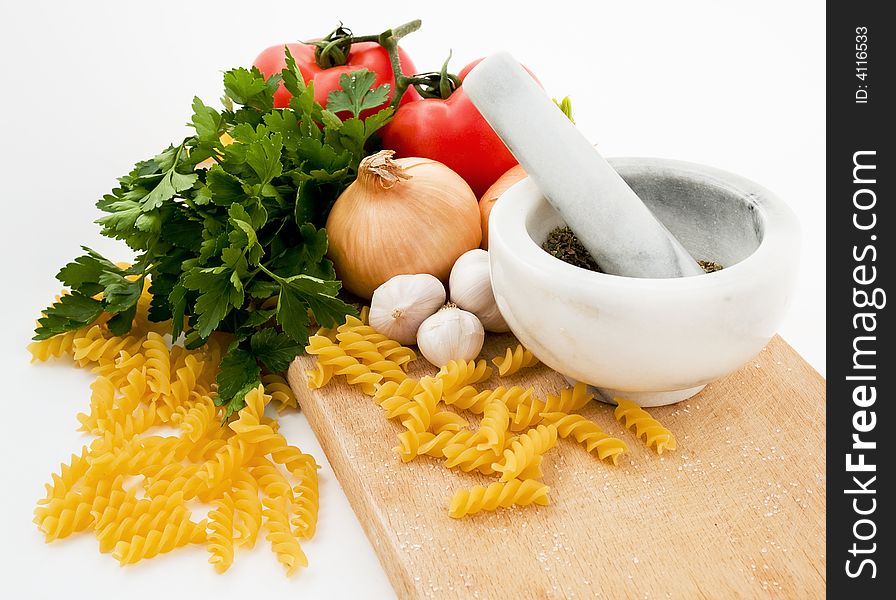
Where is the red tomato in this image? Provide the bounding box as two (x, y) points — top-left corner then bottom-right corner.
(379, 59), (537, 197)
(253, 41), (419, 115)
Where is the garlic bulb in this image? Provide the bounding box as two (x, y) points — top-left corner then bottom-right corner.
(416, 304), (485, 367)
(368, 274), (446, 344)
(448, 249), (509, 332)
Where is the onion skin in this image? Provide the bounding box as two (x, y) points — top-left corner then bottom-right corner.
(326, 153), (482, 299)
(478, 164), (527, 249)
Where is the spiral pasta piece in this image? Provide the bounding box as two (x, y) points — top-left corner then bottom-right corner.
(363, 359), (409, 384)
(94, 353), (149, 393)
(333, 328), (410, 382)
(232, 472), (263, 548)
(393, 431), (435, 462)
(542, 412), (628, 464)
(505, 384), (592, 432)
(429, 410), (468, 433)
(337, 316), (417, 367)
(492, 424), (558, 482)
(143, 468), (204, 502)
(436, 359), (493, 394)
(546, 382), (594, 413)
(28, 326), (91, 362)
(471, 398), (510, 452)
(88, 478), (133, 529)
(95, 493), (188, 553)
(448, 479), (550, 518)
(169, 353), (210, 410)
(468, 386), (536, 415)
(443, 442), (502, 475)
(38, 447), (90, 504)
(88, 404), (160, 455)
(142, 332), (172, 400)
(231, 386), (315, 475)
(334, 362), (382, 395)
(263, 496), (308, 576)
(508, 396), (547, 432)
(336, 334), (384, 364)
(181, 395), (218, 442)
(307, 336), (382, 394)
(444, 385), (514, 414)
(417, 429), (475, 459)
(112, 515), (208, 565)
(116, 366), (150, 412)
(195, 437), (256, 491)
(305, 362), (336, 389)
(207, 494), (236, 573)
(375, 379), (421, 416)
(291, 461), (319, 539)
(262, 373), (299, 412)
(251, 458), (295, 502)
(34, 489), (96, 541)
(72, 325), (143, 368)
(614, 398), (677, 454)
(403, 377), (443, 434)
(376, 342), (417, 369)
(492, 344), (540, 377)
(76, 376), (117, 434)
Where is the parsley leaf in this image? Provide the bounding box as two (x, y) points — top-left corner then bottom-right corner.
(281, 47), (307, 96)
(140, 146), (198, 212)
(34, 293), (105, 340)
(190, 96), (224, 141)
(271, 271), (356, 340)
(183, 267), (245, 339)
(326, 69), (390, 118)
(216, 347), (261, 413)
(223, 67), (279, 112)
(250, 329), (303, 372)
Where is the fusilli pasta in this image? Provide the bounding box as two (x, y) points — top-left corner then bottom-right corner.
(492, 344), (540, 377)
(542, 412), (628, 464)
(263, 496), (308, 576)
(492, 424), (558, 482)
(33, 284), (317, 574)
(614, 398), (677, 454)
(448, 479), (550, 518)
(207, 494), (236, 573)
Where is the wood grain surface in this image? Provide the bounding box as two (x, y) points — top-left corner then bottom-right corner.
(287, 334), (825, 599)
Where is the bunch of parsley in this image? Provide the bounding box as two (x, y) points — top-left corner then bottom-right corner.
(34, 51), (394, 416)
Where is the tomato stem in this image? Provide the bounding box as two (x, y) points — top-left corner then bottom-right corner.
(373, 20), (423, 109)
(310, 20), (421, 70)
(309, 20), (425, 108)
(312, 23), (354, 69)
(405, 50), (461, 101)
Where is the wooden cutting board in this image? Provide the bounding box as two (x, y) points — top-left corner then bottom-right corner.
(287, 334), (825, 599)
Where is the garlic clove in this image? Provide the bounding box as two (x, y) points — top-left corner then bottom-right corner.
(448, 249), (509, 332)
(416, 304), (485, 367)
(369, 274), (446, 345)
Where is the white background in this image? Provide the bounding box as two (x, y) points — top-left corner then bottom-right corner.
(0, 1), (824, 598)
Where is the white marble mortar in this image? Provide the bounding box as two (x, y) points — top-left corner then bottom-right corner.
(488, 157), (800, 406)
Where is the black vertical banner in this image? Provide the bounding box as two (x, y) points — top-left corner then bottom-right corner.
(827, 3), (893, 597)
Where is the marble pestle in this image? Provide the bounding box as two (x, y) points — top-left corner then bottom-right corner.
(463, 52), (704, 278)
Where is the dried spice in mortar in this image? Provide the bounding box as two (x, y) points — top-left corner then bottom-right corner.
(542, 226), (603, 271)
(542, 226), (723, 274)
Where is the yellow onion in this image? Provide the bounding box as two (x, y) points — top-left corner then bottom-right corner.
(479, 164), (527, 249)
(326, 150), (482, 299)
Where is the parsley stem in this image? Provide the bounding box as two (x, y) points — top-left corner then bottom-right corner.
(257, 264), (282, 283)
